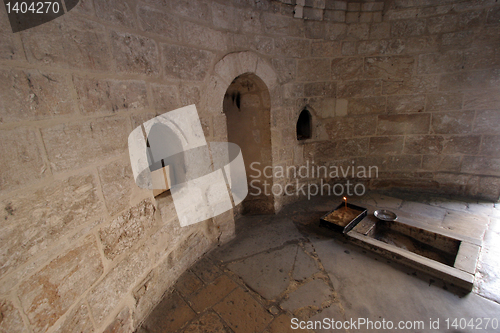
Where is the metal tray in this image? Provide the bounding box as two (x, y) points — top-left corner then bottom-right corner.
(320, 202), (368, 234)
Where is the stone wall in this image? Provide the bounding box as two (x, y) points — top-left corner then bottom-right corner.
(0, 0), (500, 332)
(0, 0), (249, 331)
(277, 0), (500, 203)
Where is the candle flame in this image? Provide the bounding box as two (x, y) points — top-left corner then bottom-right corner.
(343, 197), (347, 201)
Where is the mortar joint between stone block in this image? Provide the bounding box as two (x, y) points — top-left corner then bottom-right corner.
(12, 293), (33, 333)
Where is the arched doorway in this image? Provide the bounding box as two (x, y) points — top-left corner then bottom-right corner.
(223, 73), (274, 215)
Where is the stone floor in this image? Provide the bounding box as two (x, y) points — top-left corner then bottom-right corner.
(136, 191), (500, 333)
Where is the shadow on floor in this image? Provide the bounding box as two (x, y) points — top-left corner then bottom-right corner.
(136, 191), (500, 333)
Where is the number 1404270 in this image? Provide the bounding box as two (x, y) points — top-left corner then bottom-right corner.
(5, 2), (60, 14)
(445, 318), (499, 330)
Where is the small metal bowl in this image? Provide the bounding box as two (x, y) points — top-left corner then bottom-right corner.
(374, 209), (398, 222)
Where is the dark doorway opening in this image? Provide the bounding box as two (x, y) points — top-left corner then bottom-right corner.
(296, 109), (312, 140)
(223, 73), (275, 215)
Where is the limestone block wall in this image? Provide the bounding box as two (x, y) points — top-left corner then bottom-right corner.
(0, 0), (500, 332)
(0, 0), (284, 332)
(276, 0), (500, 203)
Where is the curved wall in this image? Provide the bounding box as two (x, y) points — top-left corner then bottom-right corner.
(272, 0), (500, 205)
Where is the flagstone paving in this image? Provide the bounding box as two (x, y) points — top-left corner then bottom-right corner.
(136, 192), (500, 333)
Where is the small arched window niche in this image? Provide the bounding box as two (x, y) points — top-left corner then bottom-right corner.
(296, 109), (312, 141)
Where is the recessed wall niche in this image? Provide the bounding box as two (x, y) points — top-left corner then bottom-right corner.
(296, 109), (312, 141)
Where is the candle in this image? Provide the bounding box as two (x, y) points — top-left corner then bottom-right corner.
(343, 196), (347, 209)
